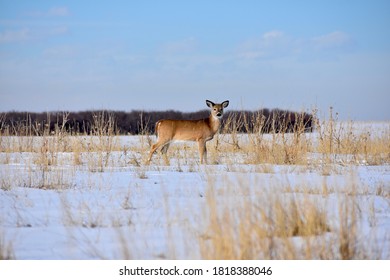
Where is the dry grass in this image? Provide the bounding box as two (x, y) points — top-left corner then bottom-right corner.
(0, 232), (14, 260)
(196, 176), (384, 260)
(1, 108), (389, 170)
(106, 173), (387, 260)
(0, 108), (388, 192)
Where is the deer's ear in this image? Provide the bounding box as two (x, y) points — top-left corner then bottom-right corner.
(222, 100), (229, 108)
(206, 100), (215, 108)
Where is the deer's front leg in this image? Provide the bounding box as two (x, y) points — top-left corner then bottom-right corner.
(198, 140), (207, 164)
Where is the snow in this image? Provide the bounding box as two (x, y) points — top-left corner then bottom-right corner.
(1, 124), (389, 260)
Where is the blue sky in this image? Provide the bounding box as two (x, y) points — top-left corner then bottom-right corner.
(0, 0), (389, 120)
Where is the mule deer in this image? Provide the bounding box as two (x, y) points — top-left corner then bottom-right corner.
(147, 100), (229, 164)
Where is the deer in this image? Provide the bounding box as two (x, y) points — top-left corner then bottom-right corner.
(147, 100), (229, 164)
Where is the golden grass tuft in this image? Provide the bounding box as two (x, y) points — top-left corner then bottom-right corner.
(199, 180), (331, 259)
(196, 175), (384, 260)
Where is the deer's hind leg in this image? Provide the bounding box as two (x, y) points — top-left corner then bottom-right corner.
(159, 142), (171, 165)
(147, 139), (165, 163)
(147, 139), (171, 164)
(160, 142), (170, 154)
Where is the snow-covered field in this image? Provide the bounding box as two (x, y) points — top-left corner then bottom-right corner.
(1, 122), (389, 259)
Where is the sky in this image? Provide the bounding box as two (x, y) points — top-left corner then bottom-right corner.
(0, 0), (389, 120)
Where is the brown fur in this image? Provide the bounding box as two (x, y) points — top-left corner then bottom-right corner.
(147, 100), (229, 164)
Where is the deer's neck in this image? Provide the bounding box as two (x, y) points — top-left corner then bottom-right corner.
(208, 115), (221, 134)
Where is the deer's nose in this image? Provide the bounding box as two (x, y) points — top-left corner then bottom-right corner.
(216, 112), (222, 117)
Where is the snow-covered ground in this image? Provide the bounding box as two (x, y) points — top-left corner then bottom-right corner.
(0, 123), (389, 259)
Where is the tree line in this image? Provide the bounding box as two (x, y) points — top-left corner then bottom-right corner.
(0, 109), (314, 136)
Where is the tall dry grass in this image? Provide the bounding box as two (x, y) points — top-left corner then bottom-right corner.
(196, 176), (384, 260)
(1, 108), (389, 189)
(0, 111), (124, 189)
(213, 107), (390, 167)
(0, 232), (14, 260)
(106, 172), (387, 260)
(1, 108), (389, 169)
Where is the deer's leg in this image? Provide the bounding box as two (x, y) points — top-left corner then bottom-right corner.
(147, 140), (165, 163)
(160, 143), (170, 155)
(198, 140), (207, 164)
(160, 142), (171, 165)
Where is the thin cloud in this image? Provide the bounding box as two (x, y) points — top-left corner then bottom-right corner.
(237, 30), (354, 62)
(47, 26), (69, 36)
(0, 26), (68, 44)
(0, 28), (30, 43)
(237, 30), (295, 60)
(25, 6), (70, 17)
(47, 7), (70, 17)
(310, 31), (353, 50)
(262, 30), (285, 41)
(160, 37), (198, 54)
